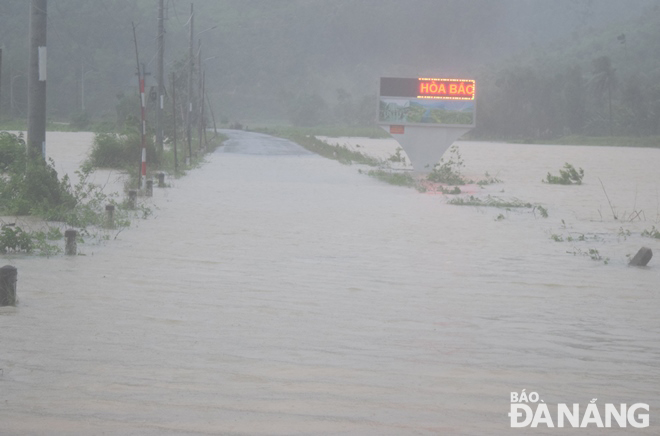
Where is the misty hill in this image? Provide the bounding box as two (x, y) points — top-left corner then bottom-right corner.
(474, 1), (660, 139)
(1, 0), (658, 138)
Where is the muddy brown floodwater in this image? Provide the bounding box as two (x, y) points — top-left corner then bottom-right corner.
(1, 130), (659, 435)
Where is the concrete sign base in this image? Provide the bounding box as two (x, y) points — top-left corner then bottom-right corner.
(380, 125), (471, 173)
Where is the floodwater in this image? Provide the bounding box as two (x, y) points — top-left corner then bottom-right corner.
(1, 130), (659, 435)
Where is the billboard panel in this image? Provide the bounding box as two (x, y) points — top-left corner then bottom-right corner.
(378, 77), (476, 127)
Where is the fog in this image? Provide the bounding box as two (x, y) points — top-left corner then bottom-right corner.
(0, 0), (658, 130)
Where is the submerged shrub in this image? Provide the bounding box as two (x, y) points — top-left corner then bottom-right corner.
(544, 163), (584, 185)
(0, 134), (77, 220)
(88, 130), (159, 169)
(427, 146), (468, 185)
(367, 169), (417, 187)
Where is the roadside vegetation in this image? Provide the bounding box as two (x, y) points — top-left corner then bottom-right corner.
(0, 130), (161, 255)
(1, 114), (224, 256)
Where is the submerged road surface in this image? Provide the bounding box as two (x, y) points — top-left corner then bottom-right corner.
(1, 130), (659, 435)
(218, 130), (312, 155)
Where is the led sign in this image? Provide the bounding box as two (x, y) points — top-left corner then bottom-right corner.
(417, 78), (475, 100)
(379, 76), (476, 127)
(379, 77), (476, 101)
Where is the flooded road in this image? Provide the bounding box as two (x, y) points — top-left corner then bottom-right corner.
(1, 130), (659, 434)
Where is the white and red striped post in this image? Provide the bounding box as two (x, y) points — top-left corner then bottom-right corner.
(139, 65), (147, 190)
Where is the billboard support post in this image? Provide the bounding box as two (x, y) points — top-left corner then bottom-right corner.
(380, 125), (471, 173)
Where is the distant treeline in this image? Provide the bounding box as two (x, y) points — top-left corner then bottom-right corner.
(474, 3), (660, 139)
(0, 0), (657, 138)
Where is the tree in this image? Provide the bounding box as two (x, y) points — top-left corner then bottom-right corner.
(590, 56), (617, 136)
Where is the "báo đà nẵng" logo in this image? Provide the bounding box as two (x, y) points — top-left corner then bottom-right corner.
(509, 390), (649, 428)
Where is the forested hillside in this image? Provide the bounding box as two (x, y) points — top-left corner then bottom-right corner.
(474, 2), (660, 139)
(0, 0), (657, 138)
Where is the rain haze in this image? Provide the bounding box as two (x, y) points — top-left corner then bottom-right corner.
(1, 1), (659, 434)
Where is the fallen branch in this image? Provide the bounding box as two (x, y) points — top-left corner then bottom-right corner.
(598, 177), (617, 220)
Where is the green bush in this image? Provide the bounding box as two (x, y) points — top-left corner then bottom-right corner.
(544, 163), (584, 185)
(88, 130), (159, 169)
(0, 226), (33, 253)
(1, 132), (77, 219)
(0, 131), (26, 172)
(641, 226), (660, 239)
(0, 157), (77, 220)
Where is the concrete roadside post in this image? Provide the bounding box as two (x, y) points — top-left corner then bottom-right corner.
(105, 204), (115, 229)
(128, 190), (137, 209)
(64, 229), (77, 255)
(629, 247), (652, 267)
(0, 265), (18, 306)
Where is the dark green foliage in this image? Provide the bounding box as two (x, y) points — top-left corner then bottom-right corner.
(89, 133), (134, 168)
(641, 226), (660, 239)
(0, 131), (125, 229)
(544, 163), (584, 185)
(447, 195), (533, 209)
(0, 152), (77, 220)
(367, 170), (416, 187)
(534, 205), (549, 218)
(0, 132), (26, 172)
(88, 128), (159, 170)
(0, 226), (33, 253)
(477, 172), (503, 186)
(0, 225), (62, 256)
(439, 186), (462, 195)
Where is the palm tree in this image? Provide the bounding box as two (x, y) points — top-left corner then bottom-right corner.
(590, 56), (617, 136)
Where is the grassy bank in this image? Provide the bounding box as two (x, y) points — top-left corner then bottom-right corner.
(502, 135), (660, 148)
(0, 119), (83, 132)
(255, 126), (382, 166)
(253, 125), (389, 139)
(541, 135), (660, 148)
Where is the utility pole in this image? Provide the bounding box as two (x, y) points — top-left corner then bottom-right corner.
(132, 22), (147, 190)
(171, 72), (178, 173)
(156, 0), (165, 153)
(0, 48), (3, 120)
(202, 71), (208, 146)
(197, 42), (203, 152)
(198, 69), (204, 152)
(27, 0), (47, 159)
(186, 2), (194, 165)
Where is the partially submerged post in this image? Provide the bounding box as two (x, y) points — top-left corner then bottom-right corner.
(64, 229), (77, 255)
(157, 172), (165, 187)
(629, 247), (653, 267)
(128, 190), (137, 209)
(0, 265), (18, 306)
(378, 76), (476, 173)
(146, 179), (154, 197)
(105, 204), (115, 229)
